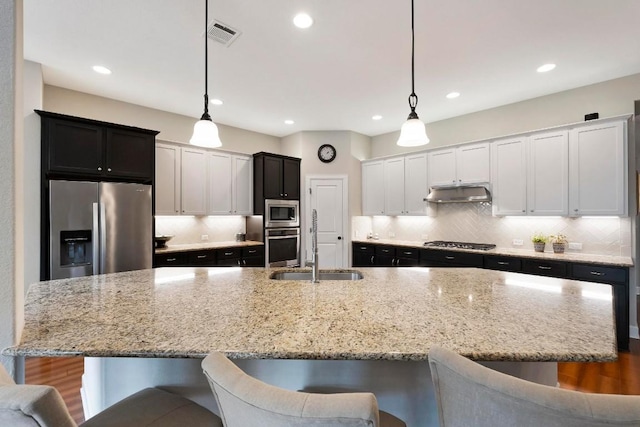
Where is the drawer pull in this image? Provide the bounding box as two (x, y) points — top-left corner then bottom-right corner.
(166, 258), (176, 262)
(382, 249), (390, 253)
(497, 261), (509, 265)
(538, 266), (552, 270)
(445, 256), (455, 260)
(590, 271), (605, 276)
(403, 251), (413, 255)
(224, 252), (233, 256)
(197, 255), (207, 259)
(248, 250), (257, 254)
(360, 246), (368, 250)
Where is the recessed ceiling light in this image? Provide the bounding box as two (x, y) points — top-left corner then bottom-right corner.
(293, 13), (313, 29)
(372, 115), (383, 120)
(210, 98), (223, 106)
(284, 119), (295, 125)
(536, 63), (556, 73)
(92, 65), (112, 75)
(446, 92), (460, 99)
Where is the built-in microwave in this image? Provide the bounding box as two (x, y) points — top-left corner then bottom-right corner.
(264, 199), (299, 228)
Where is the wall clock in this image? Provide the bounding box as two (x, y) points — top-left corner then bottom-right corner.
(318, 144), (337, 163)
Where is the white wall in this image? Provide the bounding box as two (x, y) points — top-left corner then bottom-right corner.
(43, 85), (281, 154)
(0, 0), (23, 377)
(23, 60), (42, 295)
(372, 73), (640, 158)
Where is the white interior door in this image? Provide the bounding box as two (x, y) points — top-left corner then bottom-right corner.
(307, 177), (347, 269)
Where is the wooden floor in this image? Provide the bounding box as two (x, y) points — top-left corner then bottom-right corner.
(25, 340), (640, 425)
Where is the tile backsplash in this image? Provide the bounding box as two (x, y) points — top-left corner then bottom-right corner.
(353, 203), (631, 257)
(155, 216), (246, 245)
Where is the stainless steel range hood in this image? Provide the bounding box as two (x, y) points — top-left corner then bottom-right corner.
(426, 184), (491, 203)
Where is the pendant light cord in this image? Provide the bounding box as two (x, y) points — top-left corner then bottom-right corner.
(201, 0), (211, 121)
(408, 0), (418, 117)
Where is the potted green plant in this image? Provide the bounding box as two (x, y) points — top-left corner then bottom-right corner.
(549, 234), (568, 254)
(531, 232), (547, 252)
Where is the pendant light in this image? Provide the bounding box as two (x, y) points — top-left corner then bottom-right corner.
(397, 0), (429, 147)
(190, 0), (222, 148)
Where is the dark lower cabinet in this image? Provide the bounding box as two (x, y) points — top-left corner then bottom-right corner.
(395, 248), (420, 266)
(154, 252), (188, 267)
(522, 259), (568, 278)
(484, 255), (522, 272)
(241, 246), (265, 267)
(216, 248), (242, 266)
(352, 244), (375, 267)
(420, 249), (483, 267)
(188, 250), (216, 266)
(375, 245), (396, 266)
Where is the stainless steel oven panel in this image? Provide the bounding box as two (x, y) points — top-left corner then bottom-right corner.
(265, 227), (300, 268)
(264, 199), (300, 228)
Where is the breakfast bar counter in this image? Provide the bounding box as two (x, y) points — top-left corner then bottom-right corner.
(3, 267), (618, 426)
(5, 266), (616, 361)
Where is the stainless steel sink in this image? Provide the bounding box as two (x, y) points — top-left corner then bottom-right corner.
(270, 270), (363, 281)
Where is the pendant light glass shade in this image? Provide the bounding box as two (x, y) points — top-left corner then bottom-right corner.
(397, 0), (429, 147)
(190, 0), (222, 148)
(190, 118), (222, 148)
(397, 118), (429, 147)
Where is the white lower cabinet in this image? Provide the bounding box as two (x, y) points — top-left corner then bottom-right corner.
(181, 147), (208, 215)
(527, 130), (568, 216)
(155, 142), (181, 215)
(491, 137), (527, 216)
(569, 120), (627, 216)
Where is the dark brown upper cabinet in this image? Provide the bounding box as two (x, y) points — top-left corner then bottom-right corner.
(253, 152), (301, 214)
(38, 110), (159, 183)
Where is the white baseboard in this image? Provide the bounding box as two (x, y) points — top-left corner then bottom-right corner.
(631, 325), (639, 340)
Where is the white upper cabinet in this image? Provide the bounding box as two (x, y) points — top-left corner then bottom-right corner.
(155, 142), (181, 215)
(208, 152), (253, 215)
(232, 154), (253, 215)
(384, 157), (406, 215)
(208, 152), (233, 215)
(569, 120), (627, 216)
(527, 130), (568, 216)
(428, 143), (490, 187)
(404, 152), (428, 214)
(362, 160), (385, 215)
(491, 137), (527, 216)
(181, 147), (208, 215)
(456, 143), (491, 184)
(427, 148), (457, 186)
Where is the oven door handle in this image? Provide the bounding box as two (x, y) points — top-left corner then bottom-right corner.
(267, 235), (299, 240)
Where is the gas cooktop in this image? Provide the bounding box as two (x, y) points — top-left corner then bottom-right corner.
(423, 241), (496, 251)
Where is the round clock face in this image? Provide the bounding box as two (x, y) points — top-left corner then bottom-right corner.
(318, 144), (337, 163)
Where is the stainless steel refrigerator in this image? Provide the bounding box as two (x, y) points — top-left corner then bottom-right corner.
(49, 180), (152, 279)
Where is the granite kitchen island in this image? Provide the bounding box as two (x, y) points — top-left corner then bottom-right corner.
(4, 267), (617, 426)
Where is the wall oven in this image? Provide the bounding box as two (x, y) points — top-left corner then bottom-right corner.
(265, 227), (300, 268)
(265, 199), (299, 228)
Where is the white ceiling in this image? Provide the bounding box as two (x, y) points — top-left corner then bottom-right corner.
(23, 0), (640, 138)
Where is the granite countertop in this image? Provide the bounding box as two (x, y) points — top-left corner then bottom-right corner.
(353, 238), (633, 267)
(155, 240), (263, 254)
(4, 267), (616, 362)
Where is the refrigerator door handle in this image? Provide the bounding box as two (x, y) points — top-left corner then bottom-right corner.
(99, 202), (107, 275)
(92, 203), (100, 275)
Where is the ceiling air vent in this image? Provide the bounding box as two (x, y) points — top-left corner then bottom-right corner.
(207, 19), (241, 47)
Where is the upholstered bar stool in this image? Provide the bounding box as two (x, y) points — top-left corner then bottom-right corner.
(202, 351), (406, 427)
(0, 362), (222, 427)
(428, 345), (640, 427)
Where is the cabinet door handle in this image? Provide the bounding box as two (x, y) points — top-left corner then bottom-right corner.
(538, 266), (552, 270)
(284, 193), (288, 197)
(107, 168), (112, 172)
(224, 252), (233, 256)
(445, 256), (455, 260)
(590, 271), (605, 276)
(197, 255), (207, 259)
(574, 209), (579, 212)
(97, 167), (102, 171)
(243, 259), (247, 265)
(392, 258), (397, 266)
(166, 258), (176, 262)
(370, 255), (375, 264)
(497, 261), (509, 265)
(237, 259), (242, 266)
(280, 193), (284, 197)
